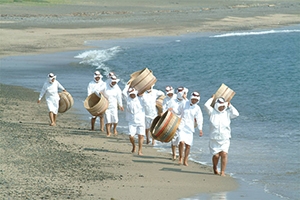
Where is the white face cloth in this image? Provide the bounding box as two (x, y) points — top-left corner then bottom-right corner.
(48, 73), (56, 83)
(214, 99), (228, 113)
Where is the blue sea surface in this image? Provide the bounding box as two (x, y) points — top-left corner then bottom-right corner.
(0, 25), (299, 200)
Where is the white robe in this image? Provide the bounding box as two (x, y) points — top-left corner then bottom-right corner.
(87, 79), (105, 96)
(143, 89), (165, 128)
(165, 97), (185, 146)
(38, 80), (65, 114)
(101, 82), (123, 123)
(162, 94), (177, 113)
(123, 90), (146, 136)
(204, 97), (239, 155)
(177, 100), (203, 146)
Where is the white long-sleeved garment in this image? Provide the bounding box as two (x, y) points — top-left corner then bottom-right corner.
(177, 100), (203, 146)
(162, 94), (177, 113)
(204, 97), (239, 140)
(87, 79), (105, 96)
(101, 82), (123, 123)
(122, 87), (146, 136)
(143, 89), (165, 119)
(38, 80), (65, 114)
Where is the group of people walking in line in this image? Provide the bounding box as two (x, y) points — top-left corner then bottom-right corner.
(38, 70), (239, 176)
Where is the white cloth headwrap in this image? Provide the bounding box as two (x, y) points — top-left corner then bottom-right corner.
(128, 87), (138, 96)
(110, 75), (120, 84)
(48, 73), (56, 83)
(214, 97), (228, 112)
(190, 92), (200, 104)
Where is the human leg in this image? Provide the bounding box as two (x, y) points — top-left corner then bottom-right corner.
(99, 115), (104, 132)
(129, 136), (136, 153)
(145, 128), (150, 144)
(138, 135), (144, 156)
(53, 113), (57, 124)
(113, 123), (118, 135)
(91, 117), (96, 130)
(106, 123), (112, 137)
(178, 141), (184, 164)
(212, 153), (220, 175)
(49, 112), (55, 126)
(171, 144), (177, 160)
(219, 151), (228, 176)
(183, 144), (190, 166)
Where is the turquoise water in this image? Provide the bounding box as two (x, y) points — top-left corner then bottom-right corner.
(0, 25), (299, 199)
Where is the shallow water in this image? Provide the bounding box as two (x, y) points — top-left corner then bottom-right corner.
(1, 25), (299, 200)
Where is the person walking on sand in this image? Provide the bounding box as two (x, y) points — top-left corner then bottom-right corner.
(142, 85), (165, 145)
(123, 86), (146, 155)
(37, 73), (66, 126)
(101, 75), (124, 137)
(87, 70), (106, 131)
(204, 96), (239, 176)
(164, 86), (189, 160)
(177, 91), (203, 166)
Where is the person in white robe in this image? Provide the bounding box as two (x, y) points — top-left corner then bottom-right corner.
(37, 73), (66, 126)
(123, 86), (146, 155)
(162, 86), (177, 114)
(142, 85), (165, 145)
(177, 91), (203, 166)
(101, 75), (124, 137)
(87, 70), (106, 131)
(204, 96), (239, 176)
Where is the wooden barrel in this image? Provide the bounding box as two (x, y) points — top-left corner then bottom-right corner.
(211, 83), (236, 107)
(156, 95), (166, 115)
(150, 110), (181, 143)
(58, 91), (74, 113)
(84, 93), (108, 116)
(128, 68), (157, 95)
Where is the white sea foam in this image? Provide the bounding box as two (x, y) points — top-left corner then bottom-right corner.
(74, 46), (122, 76)
(210, 29), (300, 38)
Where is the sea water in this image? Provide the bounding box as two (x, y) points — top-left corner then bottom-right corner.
(0, 25), (299, 200)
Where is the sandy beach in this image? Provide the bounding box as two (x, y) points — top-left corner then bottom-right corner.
(0, 0), (299, 199)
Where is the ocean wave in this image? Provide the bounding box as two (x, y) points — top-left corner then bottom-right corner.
(74, 46), (122, 75)
(210, 29), (300, 38)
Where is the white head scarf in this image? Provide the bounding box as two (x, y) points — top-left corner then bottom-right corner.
(165, 86), (174, 95)
(110, 75), (120, 85)
(214, 97), (228, 112)
(48, 73), (56, 83)
(177, 86), (188, 100)
(190, 91), (200, 104)
(128, 87), (138, 97)
(94, 70), (102, 82)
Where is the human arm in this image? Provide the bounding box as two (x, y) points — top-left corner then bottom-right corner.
(228, 103), (239, 119)
(37, 82), (47, 103)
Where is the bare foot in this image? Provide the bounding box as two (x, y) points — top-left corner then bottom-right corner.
(131, 146), (136, 153)
(114, 131), (118, 136)
(214, 169), (220, 175)
(178, 158), (183, 165)
(106, 133), (111, 137)
(183, 162), (189, 166)
(50, 123), (56, 126)
(100, 129), (104, 132)
(220, 172), (226, 177)
(138, 151), (143, 156)
(172, 155), (177, 161)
